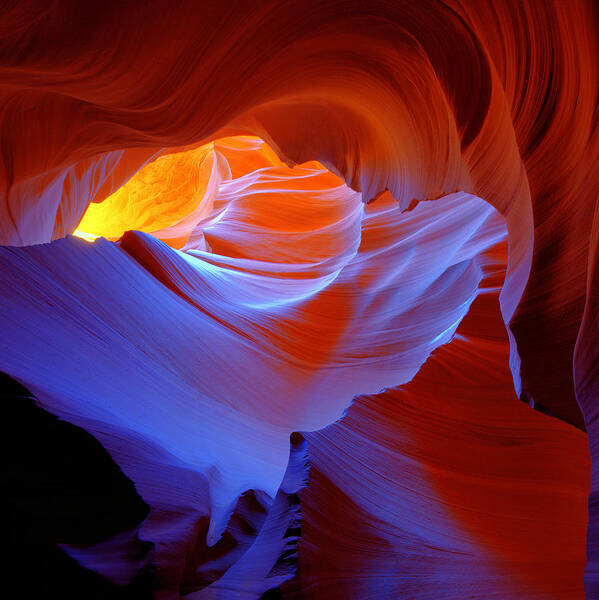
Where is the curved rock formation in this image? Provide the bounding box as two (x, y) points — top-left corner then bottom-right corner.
(1, 1), (597, 598)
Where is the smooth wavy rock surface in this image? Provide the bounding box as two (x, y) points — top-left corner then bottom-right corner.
(1, 1), (598, 598)
(285, 237), (590, 599)
(0, 138), (508, 597)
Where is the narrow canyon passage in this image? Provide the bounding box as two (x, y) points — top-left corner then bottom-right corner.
(1, 2), (598, 599)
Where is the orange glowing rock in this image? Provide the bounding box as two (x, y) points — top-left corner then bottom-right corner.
(76, 145), (214, 243)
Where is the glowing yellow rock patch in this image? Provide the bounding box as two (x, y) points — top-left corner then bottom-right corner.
(76, 144), (214, 241)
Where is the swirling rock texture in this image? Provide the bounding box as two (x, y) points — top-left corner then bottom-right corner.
(1, 1), (598, 599)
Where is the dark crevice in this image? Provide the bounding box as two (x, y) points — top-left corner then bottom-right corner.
(2, 371), (153, 599)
